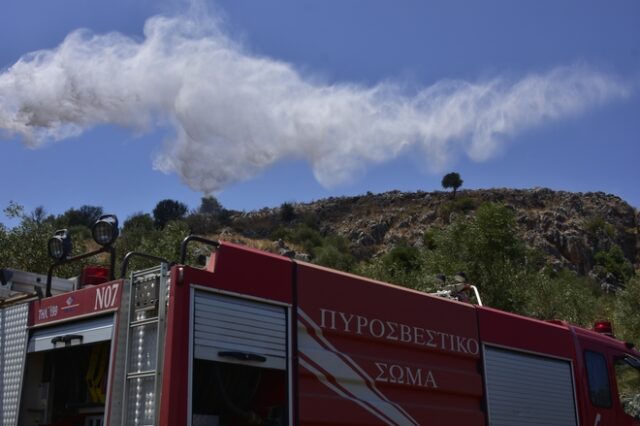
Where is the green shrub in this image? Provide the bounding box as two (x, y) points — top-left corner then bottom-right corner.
(585, 216), (616, 239)
(280, 202), (296, 223)
(616, 277), (640, 344)
(291, 224), (323, 253)
(594, 245), (634, 284)
(314, 239), (355, 272)
(438, 197), (478, 221)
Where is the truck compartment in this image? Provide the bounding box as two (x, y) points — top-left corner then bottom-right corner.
(192, 359), (287, 426)
(19, 342), (110, 426)
(191, 290), (289, 426)
(18, 315), (115, 426)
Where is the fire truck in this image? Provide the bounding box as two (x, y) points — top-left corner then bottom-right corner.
(1, 214), (639, 426)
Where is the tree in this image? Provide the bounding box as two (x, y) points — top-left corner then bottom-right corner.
(138, 220), (192, 264)
(425, 202), (527, 310)
(30, 206), (50, 224)
(441, 172), (463, 198)
(123, 213), (155, 233)
(153, 199), (188, 229)
(59, 205), (104, 228)
(280, 202), (296, 223)
(1, 203), (88, 275)
(594, 245), (634, 285)
(519, 270), (605, 327)
(198, 196), (224, 216)
(187, 196), (229, 234)
(119, 213), (156, 258)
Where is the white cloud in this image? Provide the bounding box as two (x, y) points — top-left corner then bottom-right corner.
(0, 12), (631, 192)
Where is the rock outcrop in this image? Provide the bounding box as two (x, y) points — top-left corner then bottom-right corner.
(230, 188), (639, 276)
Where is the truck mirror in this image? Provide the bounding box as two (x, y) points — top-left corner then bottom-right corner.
(0, 268), (12, 286)
(624, 356), (640, 369)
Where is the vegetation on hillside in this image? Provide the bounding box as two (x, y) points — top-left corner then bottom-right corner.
(1, 194), (637, 344)
(357, 202), (637, 342)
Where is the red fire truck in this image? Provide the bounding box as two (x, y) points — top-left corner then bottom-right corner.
(0, 215), (639, 425)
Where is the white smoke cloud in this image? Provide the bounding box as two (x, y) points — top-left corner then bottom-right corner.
(0, 12), (631, 192)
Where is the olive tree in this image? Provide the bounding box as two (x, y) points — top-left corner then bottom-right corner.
(441, 172), (463, 198)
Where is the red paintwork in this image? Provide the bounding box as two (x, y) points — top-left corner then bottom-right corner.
(159, 265), (191, 426)
(477, 306), (575, 358)
(104, 305), (125, 425)
(29, 280), (123, 326)
(296, 262), (484, 425)
(204, 241), (293, 303)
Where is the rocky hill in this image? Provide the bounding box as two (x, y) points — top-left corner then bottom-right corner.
(229, 188), (639, 277)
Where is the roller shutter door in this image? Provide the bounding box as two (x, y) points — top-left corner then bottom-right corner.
(193, 291), (286, 370)
(484, 346), (577, 426)
(27, 315), (114, 352)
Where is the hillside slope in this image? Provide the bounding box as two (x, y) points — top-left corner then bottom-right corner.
(231, 188), (639, 276)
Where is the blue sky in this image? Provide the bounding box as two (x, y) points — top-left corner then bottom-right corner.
(1, 0), (639, 228)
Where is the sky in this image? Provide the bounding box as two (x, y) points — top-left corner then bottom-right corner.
(1, 0), (639, 228)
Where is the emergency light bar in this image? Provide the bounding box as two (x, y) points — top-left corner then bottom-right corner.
(594, 320), (614, 337)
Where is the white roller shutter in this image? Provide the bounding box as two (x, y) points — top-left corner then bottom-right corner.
(28, 315), (114, 352)
(484, 346), (577, 426)
(193, 291), (287, 370)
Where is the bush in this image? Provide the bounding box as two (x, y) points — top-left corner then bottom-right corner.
(594, 245), (634, 284)
(280, 202), (296, 223)
(382, 245), (422, 273)
(438, 197), (478, 221)
(517, 271), (608, 327)
(616, 277), (640, 343)
(270, 226), (291, 241)
(186, 213), (220, 235)
(585, 216), (616, 239)
(357, 250), (433, 291)
(314, 236), (355, 272)
(291, 225), (323, 254)
(422, 229), (438, 250)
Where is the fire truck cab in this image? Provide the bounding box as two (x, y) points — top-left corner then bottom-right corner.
(1, 216), (639, 425)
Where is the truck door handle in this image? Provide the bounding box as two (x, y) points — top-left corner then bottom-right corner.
(218, 351), (267, 363)
(51, 334), (84, 345)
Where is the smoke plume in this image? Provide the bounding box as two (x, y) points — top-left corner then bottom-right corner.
(0, 12), (631, 192)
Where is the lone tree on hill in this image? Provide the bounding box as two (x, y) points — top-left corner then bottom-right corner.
(442, 172), (463, 198)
